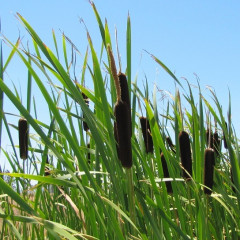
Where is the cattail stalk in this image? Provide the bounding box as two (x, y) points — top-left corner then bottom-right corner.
(204, 148), (215, 194)
(140, 117), (153, 153)
(108, 44), (132, 168)
(107, 44), (135, 232)
(179, 130), (192, 179)
(18, 118), (28, 160)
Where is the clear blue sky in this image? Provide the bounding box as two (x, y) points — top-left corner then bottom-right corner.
(1, 1), (240, 167)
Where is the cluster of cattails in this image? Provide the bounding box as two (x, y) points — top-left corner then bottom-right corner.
(178, 130), (192, 179)
(18, 118), (28, 160)
(108, 45), (132, 168)
(82, 92), (90, 132)
(140, 117), (153, 154)
(160, 152), (172, 193)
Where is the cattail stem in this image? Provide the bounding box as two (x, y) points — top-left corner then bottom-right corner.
(107, 44), (121, 102)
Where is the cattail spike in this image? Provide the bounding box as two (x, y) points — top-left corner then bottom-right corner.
(114, 101), (132, 168)
(18, 118), (28, 160)
(204, 148), (215, 194)
(179, 130), (192, 179)
(118, 73), (132, 136)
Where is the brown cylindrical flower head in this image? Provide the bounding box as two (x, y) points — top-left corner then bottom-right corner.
(178, 130), (192, 178)
(140, 117), (153, 154)
(118, 73), (132, 136)
(160, 152), (172, 193)
(204, 148), (215, 194)
(18, 118), (28, 160)
(114, 101), (132, 168)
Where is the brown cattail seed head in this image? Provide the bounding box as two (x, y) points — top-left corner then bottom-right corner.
(140, 117), (153, 153)
(178, 130), (192, 178)
(118, 73), (131, 135)
(160, 152), (172, 193)
(114, 101), (132, 168)
(18, 118), (28, 160)
(204, 148), (215, 194)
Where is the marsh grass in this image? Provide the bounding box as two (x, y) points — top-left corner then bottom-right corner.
(0, 2), (240, 239)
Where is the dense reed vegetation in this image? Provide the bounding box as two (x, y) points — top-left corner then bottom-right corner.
(0, 2), (240, 239)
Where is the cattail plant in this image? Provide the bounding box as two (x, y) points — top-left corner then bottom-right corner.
(82, 92), (90, 132)
(166, 136), (176, 153)
(178, 130), (192, 179)
(140, 116), (153, 154)
(108, 45), (132, 168)
(203, 148), (215, 195)
(160, 152), (172, 193)
(18, 118), (28, 160)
